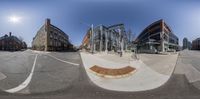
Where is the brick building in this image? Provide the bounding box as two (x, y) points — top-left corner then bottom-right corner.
(192, 38), (200, 50)
(32, 18), (73, 51)
(0, 32), (27, 51)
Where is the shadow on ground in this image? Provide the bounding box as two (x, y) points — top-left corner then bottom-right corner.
(0, 72), (200, 99)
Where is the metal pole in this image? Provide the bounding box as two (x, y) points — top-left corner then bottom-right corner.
(105, 30), (108, 53)
(91, 24), (94, 54)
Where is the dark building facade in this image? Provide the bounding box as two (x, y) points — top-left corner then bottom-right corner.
(192, 38), (200, 50)
(0, 32), (27, 51)
(81, 24), (129, 53)
(135, 19), (179, 53)
(188, 41), (192, 50)
(32, 18), (73, 51)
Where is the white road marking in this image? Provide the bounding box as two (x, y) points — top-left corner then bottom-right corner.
(30, 50), (79, 66)
(31, 50), (50, 54)
(4, 54), (38, 93)
(0, 72), (6, 81)
(46, 54), (80, 66)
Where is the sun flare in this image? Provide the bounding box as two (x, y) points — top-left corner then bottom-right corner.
(9, 16), (21, 23)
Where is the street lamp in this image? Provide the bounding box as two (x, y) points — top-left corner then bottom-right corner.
(91, 24), (94, 54)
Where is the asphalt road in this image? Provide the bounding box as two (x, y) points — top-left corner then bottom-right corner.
(179, 50), (200, 71)
(0, 50), (81, 94)
(0, 50), (200, 99)
(0, 51), (35, 90)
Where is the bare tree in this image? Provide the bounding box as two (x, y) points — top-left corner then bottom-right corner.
(18, 36), (24, 42)
(127, 29), (132, 44)
(127, 29), (136, 43)
(131, 31), (136, 41)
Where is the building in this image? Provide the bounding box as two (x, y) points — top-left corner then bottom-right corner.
(192, 38), (200, 50)
(135, 19), (179, 53)
(0, 32), (26, 51)
(183, 38), (188, 50)
(183, 37), (192, 50)
(22, 41), (27, 49)
(32, 18), (73, 51)
(188, 41), (192, 50)
(81, 24), (129, 53)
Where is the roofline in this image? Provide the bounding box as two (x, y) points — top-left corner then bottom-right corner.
(137, 19), (173, 39)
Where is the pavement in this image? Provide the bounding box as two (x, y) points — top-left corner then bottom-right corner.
(80, 52), (178, 91)
(0, 72), (6, 81)
(174, 50), (200, 90)
(0, 49), (81, 94)
(0, 51), (35, 91)
(0, 50), (200, 99)
(139, 53), (178, 75)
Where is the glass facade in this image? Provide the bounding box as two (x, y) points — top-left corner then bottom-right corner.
(136, 19), (179, 53)
(82, 24), (129, 53)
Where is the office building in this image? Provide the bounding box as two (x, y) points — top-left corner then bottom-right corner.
(135, 19), (179, 53)
(81, 24), (129, 53)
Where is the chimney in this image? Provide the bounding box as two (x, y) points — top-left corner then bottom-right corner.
(45, 18), (50, 32)
(45, 18), (50, 26)
(9, 32), (12, 37)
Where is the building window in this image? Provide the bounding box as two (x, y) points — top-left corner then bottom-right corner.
(50, 40), (52, 46)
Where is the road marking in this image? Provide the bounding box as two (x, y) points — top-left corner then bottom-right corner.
(46, 54), (80, 66)
(4, 54), (38, 93)
(0, 72), (6, 81)
(30, 50), (50, 54)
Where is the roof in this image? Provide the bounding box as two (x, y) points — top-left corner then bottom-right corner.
(136, 19), (174, 40)
(0, 35), (22, 44)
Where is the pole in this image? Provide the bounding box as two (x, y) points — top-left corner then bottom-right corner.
(91, 24), (94, 54)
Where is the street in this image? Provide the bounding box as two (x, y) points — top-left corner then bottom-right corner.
(0, 50), (200, 99)
(0, 50), (81, 94)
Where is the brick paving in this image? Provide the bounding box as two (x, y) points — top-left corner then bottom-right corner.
(90, 65), (135, 76)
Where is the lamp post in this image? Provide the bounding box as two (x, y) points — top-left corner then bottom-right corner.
(91, 24), (94, 54)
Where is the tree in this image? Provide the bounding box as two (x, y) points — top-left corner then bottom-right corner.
(18, 36), (24, 42)
(127, 29), (132, 44)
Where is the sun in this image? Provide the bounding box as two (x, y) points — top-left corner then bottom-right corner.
(9, 16), (21, 23)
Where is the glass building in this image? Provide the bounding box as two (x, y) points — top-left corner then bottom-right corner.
(81, 24), (129, 53)
(135, 19), (179, 53)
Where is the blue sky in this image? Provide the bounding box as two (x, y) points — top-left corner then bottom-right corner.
(0, 0), (200, 47)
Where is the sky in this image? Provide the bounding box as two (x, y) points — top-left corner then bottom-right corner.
(0, 0), (200, 47)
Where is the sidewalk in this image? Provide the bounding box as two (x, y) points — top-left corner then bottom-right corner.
(174, 51), (200, 90)
(139, 53), (178, 75)
(80, 52), (177, 92)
